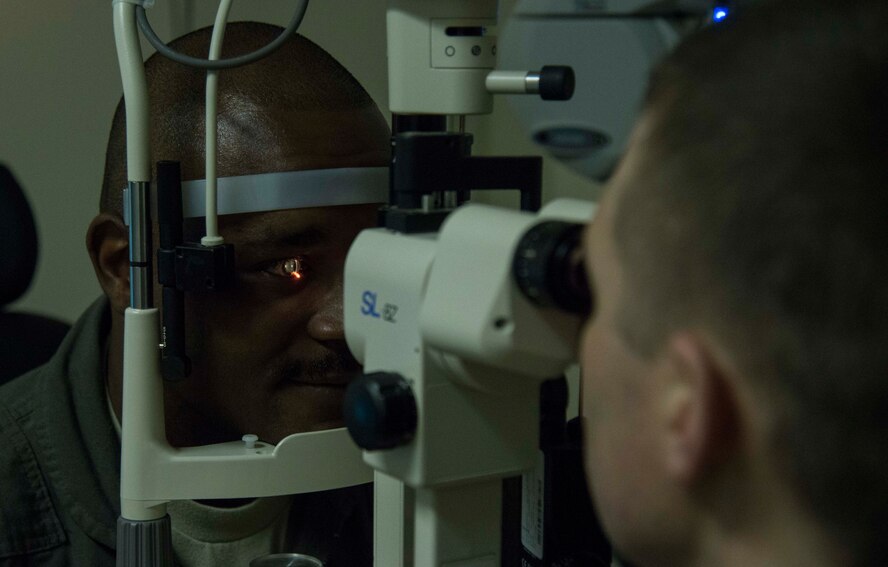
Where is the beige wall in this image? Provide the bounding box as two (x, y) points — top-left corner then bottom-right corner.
(2, 0), (598, 323)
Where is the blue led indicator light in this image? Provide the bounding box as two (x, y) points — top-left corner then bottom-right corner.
(713, 7), (729, 22)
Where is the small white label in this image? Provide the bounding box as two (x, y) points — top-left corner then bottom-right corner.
(521, 451), (545, 560)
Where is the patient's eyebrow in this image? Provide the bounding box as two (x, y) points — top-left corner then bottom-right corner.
(238, 226), (327, 251)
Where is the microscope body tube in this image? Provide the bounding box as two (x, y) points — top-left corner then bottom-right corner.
(344, 200), (594, 566)
(346, 229), (511, 566)
(421, 205), (583, 381)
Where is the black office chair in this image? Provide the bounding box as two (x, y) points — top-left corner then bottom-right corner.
(0, 164), (71, 385)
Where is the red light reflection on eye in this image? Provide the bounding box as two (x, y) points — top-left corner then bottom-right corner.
(290, 272), (302, 280)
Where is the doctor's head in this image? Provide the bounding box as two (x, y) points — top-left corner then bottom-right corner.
(88, 23), (390, 446)
(579, 1), (888, 565)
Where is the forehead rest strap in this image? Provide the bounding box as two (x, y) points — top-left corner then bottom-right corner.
(180, 166), (389, 218)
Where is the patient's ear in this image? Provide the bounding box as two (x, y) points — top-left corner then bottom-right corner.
(87, 213), (129, 314)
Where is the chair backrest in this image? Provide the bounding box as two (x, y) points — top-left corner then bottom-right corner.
(0, 164), (71, 384)
(0, 164), (38, 306)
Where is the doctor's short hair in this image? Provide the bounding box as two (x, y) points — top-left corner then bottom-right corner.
(100, 22), (377, 216)
(610, 0), (888, 564)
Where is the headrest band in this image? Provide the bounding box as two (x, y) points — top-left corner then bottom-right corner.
(180, 167), (389, 218)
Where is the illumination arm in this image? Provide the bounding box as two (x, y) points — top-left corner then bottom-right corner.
(202, 0), (234, 247)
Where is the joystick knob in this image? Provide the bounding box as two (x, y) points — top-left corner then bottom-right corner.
(344, 372), (418, 451)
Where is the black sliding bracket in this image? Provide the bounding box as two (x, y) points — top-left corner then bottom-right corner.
(156, 161), (191, 381)
(155, 161), (236, 381)
(383, 131), (542, 234)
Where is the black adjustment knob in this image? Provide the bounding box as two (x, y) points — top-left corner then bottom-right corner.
(513, 221), (591, 315)
(539, 66), (575, 101)
(344, 372), (418, 451)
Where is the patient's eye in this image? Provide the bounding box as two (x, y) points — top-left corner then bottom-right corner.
(261, 257), (306, 281)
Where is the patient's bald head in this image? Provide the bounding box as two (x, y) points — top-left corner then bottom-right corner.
(100, 22), (388, 215)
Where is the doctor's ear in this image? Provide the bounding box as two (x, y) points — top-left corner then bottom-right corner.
(661, 332), (740, 484)
(87, 213), (130, 315)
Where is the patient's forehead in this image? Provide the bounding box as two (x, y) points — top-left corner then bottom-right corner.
(161, 105), (390, 185)
(203, 111), (375, 174)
